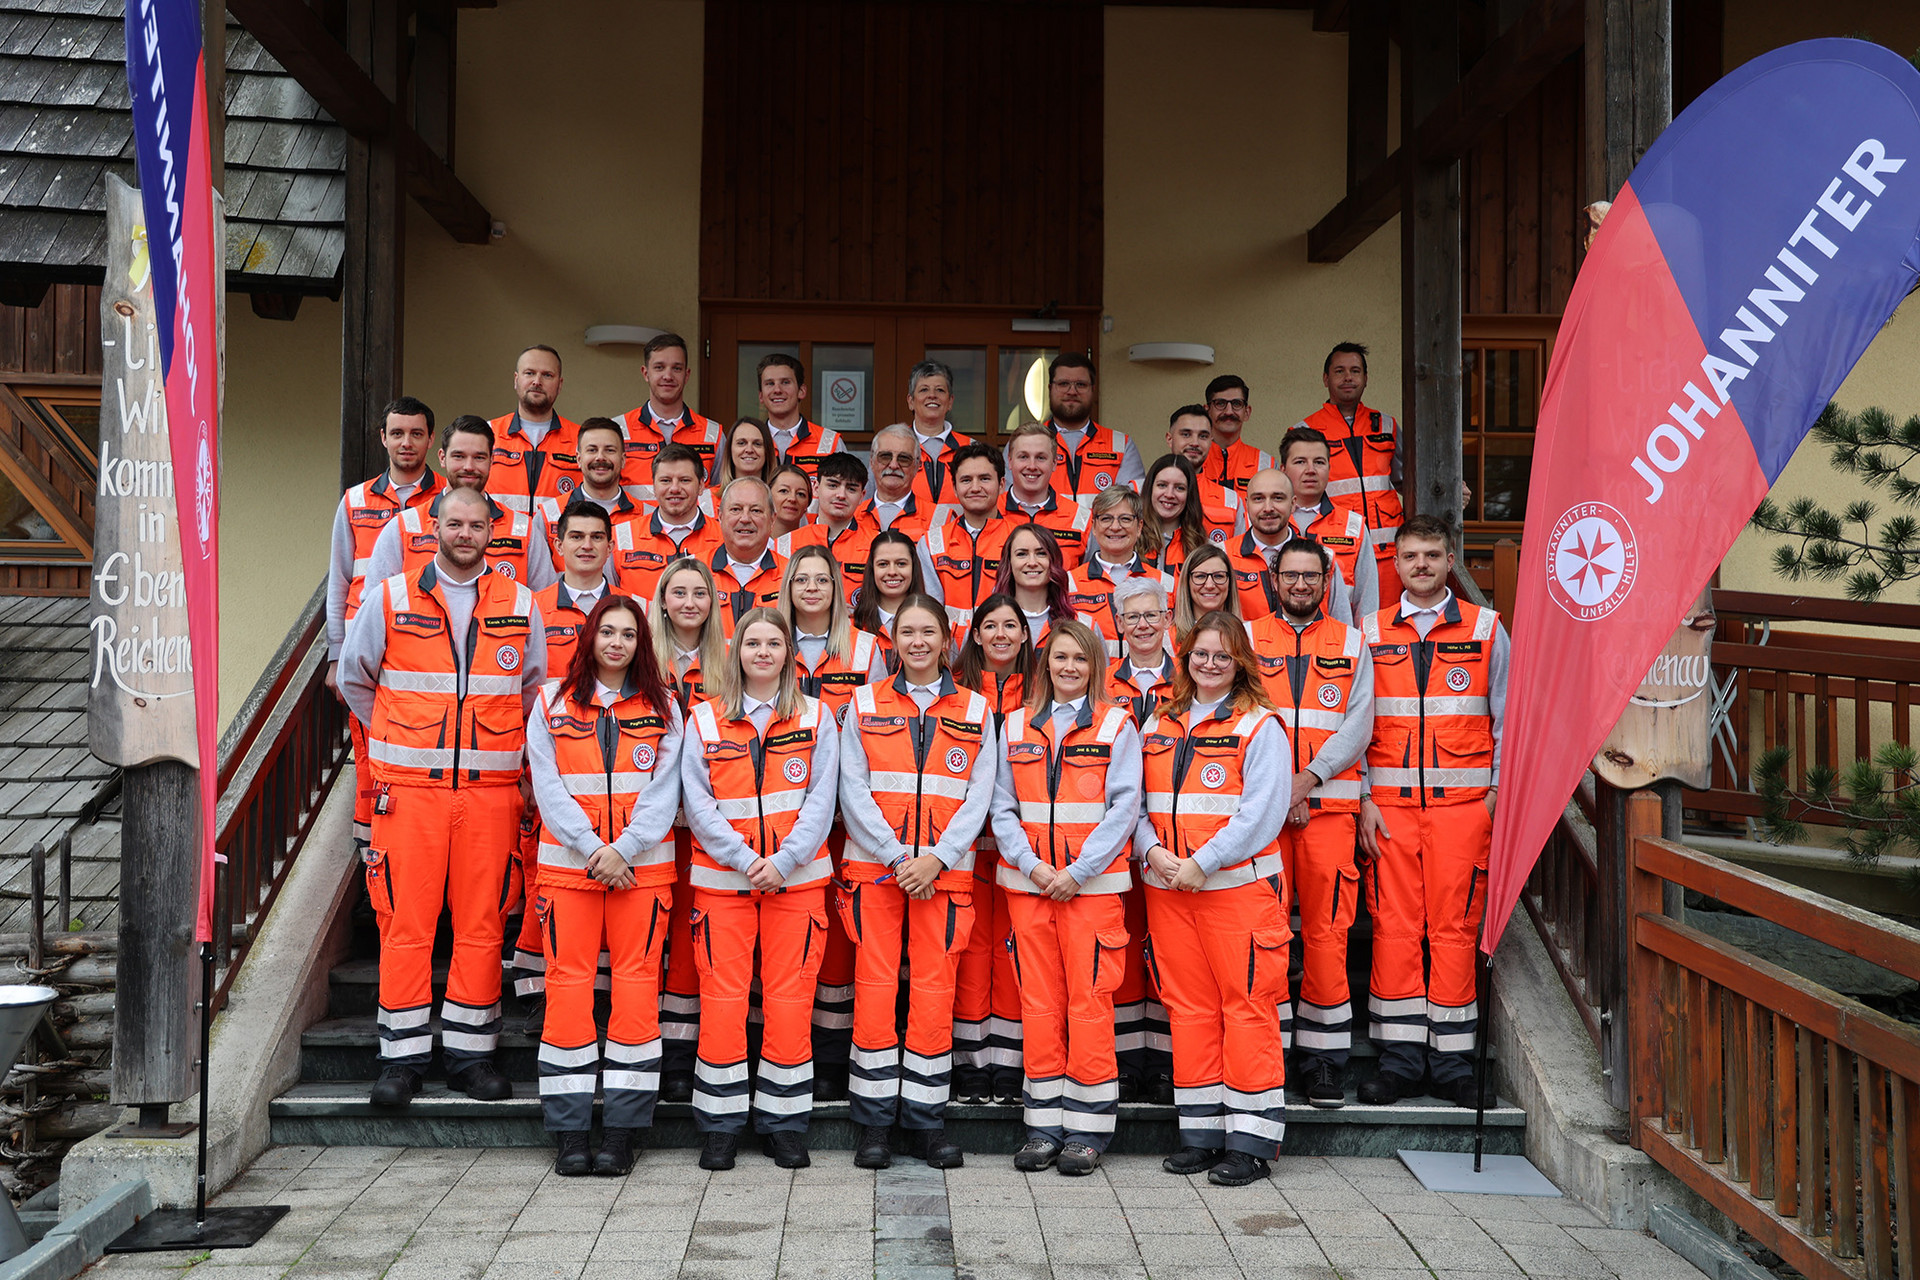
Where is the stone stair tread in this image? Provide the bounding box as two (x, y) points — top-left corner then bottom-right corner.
(269, 1080), (1525, 1127)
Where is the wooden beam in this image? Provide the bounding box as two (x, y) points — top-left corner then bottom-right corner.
(413, 0), (456, 165)
(225, 0), (491, 245)
(1400, 0), (1464, 536)
(202, 0), (224, 194)
(1313, 0), (1349, 32)
(1308, 0), (1584, 262)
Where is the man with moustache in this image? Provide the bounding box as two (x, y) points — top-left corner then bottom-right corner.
(534, 418), (644, 572)
(1199, 375), (1272, 496)
(855, 424), (938, 542)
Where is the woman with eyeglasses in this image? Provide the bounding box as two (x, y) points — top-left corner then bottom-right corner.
(992, 620), (1143, 1176)
(1070, 489), (1172, 658)
(768, 463), (814, 539)
(650, 559), (730, 1102)
(1172, 544), (1244, 640)
(837, 595), (999, 1171)
(1142, 454), (1239, 576)
(950, 592), (1034, 1106)
(993, 524), (1077, 648)
(525, 594), (682, 1178)
(851, 529), (925, 659)
(1135, 612), (1292, 1188)
(681, 607), (840, 1172)
(782, 543), (887, 1101)
(710, 416), (777, 502)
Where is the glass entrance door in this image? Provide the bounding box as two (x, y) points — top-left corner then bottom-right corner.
(703, 306), (1099, 451)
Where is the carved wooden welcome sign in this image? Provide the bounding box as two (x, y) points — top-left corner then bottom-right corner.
(87, 175), (216, 770)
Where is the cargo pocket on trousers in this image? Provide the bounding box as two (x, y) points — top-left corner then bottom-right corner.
(689, 907), (715, 979)
(833, 881), (862, 946)
(1249, 925), (1293, 1003)
(801, 903), (831, 977)
(1091, 929), (1130, 998)
(363, 846), (394, 931)
(944, 892), (976, 956)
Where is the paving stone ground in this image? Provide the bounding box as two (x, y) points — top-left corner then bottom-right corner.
(78, 1145), (1704, 1280)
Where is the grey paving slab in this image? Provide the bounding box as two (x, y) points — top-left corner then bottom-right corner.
(180, 1146), (1702, 1280)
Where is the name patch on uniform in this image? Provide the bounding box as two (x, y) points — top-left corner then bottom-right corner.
(819, 672), (864, 687)
(487, 537), (524, 551)
(765, 729), (815, 749)
(705, 740), (749, 759)
(939, 717), (982, 736)
(1190, 735), (1240, 749)
(394, 612), (443, 633)
(1322, 535), (1357, 548)
(1436, 642), (1483, 656)
(1314, 656), (1353, 671)
(859, 714), (906, 730)
(1371, 644), (1409, 657)
(1062, 744), (1110, 760)
(1008, 743), (1046, 761)
(551, 453), (577, 466)
(618, 716), (666, 730)
(485, 615), (530, 630)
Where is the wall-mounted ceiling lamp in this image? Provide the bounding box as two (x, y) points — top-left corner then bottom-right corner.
(1128, 343), (1215, 365)
(1011, 317), (1071, 333)
(585, 325), (667, 347)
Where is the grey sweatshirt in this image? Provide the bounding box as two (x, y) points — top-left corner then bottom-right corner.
(525, 692), (684, 862)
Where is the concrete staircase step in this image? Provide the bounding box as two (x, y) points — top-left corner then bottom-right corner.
(268, 1081), (1527, 1157)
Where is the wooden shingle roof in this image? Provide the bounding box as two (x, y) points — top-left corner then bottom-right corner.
(0, 0), (345, 293)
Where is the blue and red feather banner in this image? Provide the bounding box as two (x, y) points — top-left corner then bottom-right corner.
(1484, 39), (1920, 954)
(123, 0), (223, 944)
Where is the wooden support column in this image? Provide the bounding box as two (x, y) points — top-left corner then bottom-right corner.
(112, 764), (200, 1111)
(1586, 0), (1672, 202)
(413, 0), (457, 166)
(1586, 0), (1671, 1114)
(1399, 0), (1464, 537)
(201, 1), (225, 194)
(339, 0), (405, 492)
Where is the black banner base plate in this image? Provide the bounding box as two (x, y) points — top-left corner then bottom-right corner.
(106, 1205), (290, 1253)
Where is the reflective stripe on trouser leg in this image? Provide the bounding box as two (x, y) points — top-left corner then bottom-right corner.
(1424, 801), (1492, 1088)
(439, 785), (520, 1072)
(1366, 805), (1432, 1082)
(660, 831), (700, 1074)
(538, 1038), (597, 1132)
(369, 786), (454, 1068)
(1007, 891), (1125, 1150)
(511, 821), (546, 997)
(838, 879), (905, 1129)
(901, 888), (972, 1131)
(984, 878), (1023, 1071)
(603, 881), (672, 1129)
(751, 891), (829, 1133)
(540, 882), (598, 1131)
(689, 889), (755, 1134)
(1285, 813), (1359, 1066)
(1145, 886), (1225, 1150)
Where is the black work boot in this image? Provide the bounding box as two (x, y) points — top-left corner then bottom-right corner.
(661, 1070), (695, 1103)
(554, 1131), (591, 1177)
(854, 1124), (893, 1169)
(761, 1130), (811, 1169)
(593, 1127), (637, 1176)
(913, 1127), (964, 1169)
(368, 1066), (421, 1108)
(1302, 1058), (1346, 1109)
(699, 1132), (738, 1171)
(1208, 1150), (1271, 1186)
(1162, 1146), (1223, 1175)
(446, 1060), (512, 1101)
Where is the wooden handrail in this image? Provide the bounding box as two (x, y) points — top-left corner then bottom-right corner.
(1713, 639), (1920, 683)
(1713, 588), (1920, 631)
(216, 581), (326, 794)
(1635, 838), (1920, 984)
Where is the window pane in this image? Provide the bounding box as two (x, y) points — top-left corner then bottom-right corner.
(1483, 347), (1539, 432)
(1462, 442), (1482, 521)
(737, 342), (801, 423)
(1462, 349), (1481, 431)
(0, 471), (58, 541)
(922, 348), (988, 438)
(1483, 436), (1532, 522)
(996, 348), (1058, 443)
(812, 345), (877, 441)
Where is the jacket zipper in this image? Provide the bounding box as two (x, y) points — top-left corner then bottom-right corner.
(1045, 714), (1066, 870)
(598, 704), (617, 845)
(440, 594), (479, 790)
(750, 730), (769, 869)
(910, 711), (931, 856)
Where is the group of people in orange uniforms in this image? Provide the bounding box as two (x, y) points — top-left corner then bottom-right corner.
(327, 336), (1506, 1188)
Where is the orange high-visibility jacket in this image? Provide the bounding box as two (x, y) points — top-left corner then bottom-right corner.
(1290, 503), (1369, 595)
(999, 703), (1136, 895)
(843, 679), (990, 891)
(1000, 490), (1092, 569)
(612, 511), (723, 600)
(395, 495), (540, 585)
(1300, 401), (1402, 563)
(770, 419), (843, 480)
(686, 696), (834, 892)
(1363, 599), (1498, 806)
(342, 470), (442, 620)
(533, 680), (676, 889)
(1198, 438), (1271, 496)
(486, 413), (583, 513)
(924, 512), (1016, 637)
(368, 565), (534, 787)
(1139, 705), (1285, 890)
(1047, 421), (1130, 497)
(797, 629), (880, 723)
(1106, 655), (1174, 728)
(615, 405), (723, 498)
(1245, 613), (1365, 812)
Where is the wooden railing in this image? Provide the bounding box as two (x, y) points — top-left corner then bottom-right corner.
(1521, 773), (1604, 1050)
(209, 581), (351, 1013)
(1702, 590), (1920, 826)
(1626, 791), (1920, 1280)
